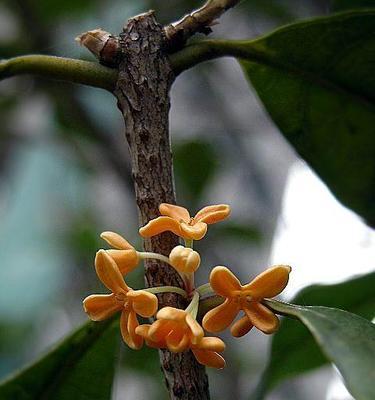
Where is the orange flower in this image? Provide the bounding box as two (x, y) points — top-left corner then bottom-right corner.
(203, 265), (291, 336)
(136, 307), (226, 369)
(83, 250), (157, 349)
(100, 231), (139, 274)
(169, 245), (201, 273)
(139, 203), (230, 240)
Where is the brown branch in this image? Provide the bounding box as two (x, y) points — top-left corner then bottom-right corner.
(164, 0), (241, 49)
(113, 11), (209, 400)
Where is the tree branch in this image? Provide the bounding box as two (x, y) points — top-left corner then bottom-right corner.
(165, 0), (241, 48)
(170, 39), (248, 74)
(0, 41), (237, 89)
(0, 55), (117, 91)
(113, 12), (210, 399)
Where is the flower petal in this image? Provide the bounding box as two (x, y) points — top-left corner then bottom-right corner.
(148, 320), (175, 342)
(185, 314), (204, 344)
(180, 221), (207, 240)
(106, 249), (139, 275)
(120, 310), (131, 346)
(230, 315), (253, 337)
(194, 204), (231, 224)
(192, 349), (226, 369)
(139, 216), (182, 238)
(165, 331), (189, 352)
(83, 294), (120, 321)
(120, 310), (143, 349)
(136, 325), (165, 349)
(100, 231), (133, 250)
(243, 265), (291, 299)
(128, 310), (143, 349)
(127, 290), (158, 318)
(195, 337), (226, 352)
(159, 203), (190, 222)
(95, 250), (129, 293)
(156, 306), (186, 321)
(243, 302), (279, 334)
(209, 266), (241, 297)
(202, 299), (239, 333)
(135, 324), (151, 337)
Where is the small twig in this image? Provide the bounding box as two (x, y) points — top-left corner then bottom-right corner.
(165, 0), (241, 49)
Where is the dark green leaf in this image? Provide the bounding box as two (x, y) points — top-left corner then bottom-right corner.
(239, 11), (375, 226)
(331, 0), (375, 12)
(256, 271), (375, 398)
(0, 318), (119, 400)
(263, 300), (375, 400)
(173, 139), (218, 202)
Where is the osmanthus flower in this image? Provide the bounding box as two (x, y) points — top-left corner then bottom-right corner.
(100, 231), (139, 274)
(83, 250), (158, 349)
(139, 203), (231, 241)
(169, 245), (201, 273)
(203, 265), (291, 337)
(135, 306), (226, 369)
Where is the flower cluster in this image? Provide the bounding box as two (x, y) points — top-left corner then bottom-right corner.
(83, 203), (291, 369)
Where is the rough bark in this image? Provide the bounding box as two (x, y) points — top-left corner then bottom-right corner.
(113, 11), (209, 400)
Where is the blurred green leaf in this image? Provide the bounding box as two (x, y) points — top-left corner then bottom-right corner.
(239, 11), (375, 227)
(239, 0), (298, 24)
(173, 139), (218, 203)
(331, 0), (375, 12)
(34, 0), (98, 20)
(0, 318), (119, 400)
(67, 216), (102, 263)
(256, 271), (375, 398)
(122, 345), (160, 375)
(214, 222), (262, 244)
(261, 299), (375, 400)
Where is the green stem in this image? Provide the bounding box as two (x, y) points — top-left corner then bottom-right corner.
(182, 272), (195, 295)
(138, 251), (172, 265)
(185, 291), (200, 318)
(184, 238), (193, 248)
(144, 286), (187, 297)
(0, 55), (117, 90)
(170, 39), (254, 74)
(196, 283), (213, 297)
(197, 295), (224, 320)
(0, 39), (270, 90)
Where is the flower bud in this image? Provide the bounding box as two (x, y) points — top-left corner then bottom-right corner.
(169, 245), (200, 273)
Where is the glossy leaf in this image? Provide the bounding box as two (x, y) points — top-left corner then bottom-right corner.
(256, 271), (375, 398)
(240, 11), (375, 227)
(262, 300), (375, 400)
(0, 318), (119, 400)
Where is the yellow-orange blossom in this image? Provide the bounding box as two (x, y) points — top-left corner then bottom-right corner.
(139, 203), (230, 240)
(83, 250), (158, 349)
(82, 203), (292, 370)
(136, 307), (226, 369)
(203, 265), (291, 337)
(99, 231), (139, 274)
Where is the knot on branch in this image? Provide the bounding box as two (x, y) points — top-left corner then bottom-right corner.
(76, 29), (121, 68)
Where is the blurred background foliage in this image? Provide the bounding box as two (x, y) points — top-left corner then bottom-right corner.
(0, 0), (374, 399)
